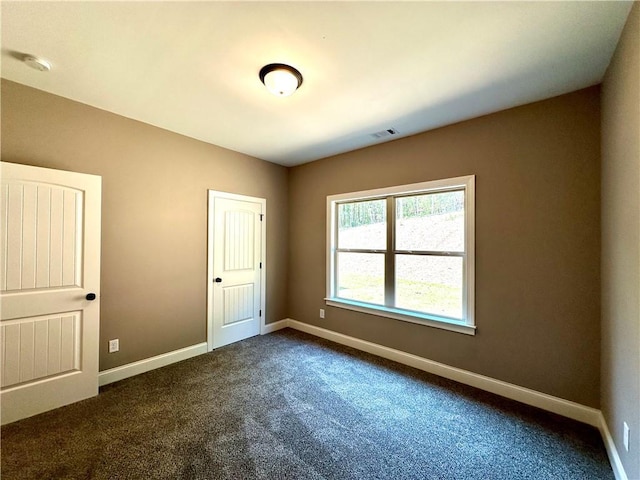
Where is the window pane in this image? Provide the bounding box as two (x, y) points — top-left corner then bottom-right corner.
(337, 252), (384, 305)
(396, 191), (464, 252)
(338, 200), (386, 250)
(395, 255), (463, 319)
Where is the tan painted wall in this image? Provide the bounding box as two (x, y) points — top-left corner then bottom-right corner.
(1, 79), (608, 411)
(1, 80), (289, 371)
(601, 3), (640, 478)
(289, 87), (601, 407)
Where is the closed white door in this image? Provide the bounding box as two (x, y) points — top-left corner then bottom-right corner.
(208, 192), (265, 350)
(0, 162), (101, 425)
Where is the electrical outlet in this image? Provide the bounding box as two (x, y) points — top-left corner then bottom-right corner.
(319, 309), (325, 319)
(108, 339), (119, 353)
(623, 422), (630, 452)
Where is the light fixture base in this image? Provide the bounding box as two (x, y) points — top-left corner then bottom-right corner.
(259, 63), (303, 97)
(24, 55), (51, 72)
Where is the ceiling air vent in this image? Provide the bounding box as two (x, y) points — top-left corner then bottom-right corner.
(370, 128), (399, 139)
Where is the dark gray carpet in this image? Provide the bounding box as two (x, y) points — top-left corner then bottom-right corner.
(1, 328), (612, 479)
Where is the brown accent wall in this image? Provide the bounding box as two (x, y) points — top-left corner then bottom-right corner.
(601, 3), (640, 478)
(1, 80), (289, 371)
(289, 87), (601, 407)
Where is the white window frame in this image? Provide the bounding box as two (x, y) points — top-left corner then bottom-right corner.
(326, 175), (475, 335)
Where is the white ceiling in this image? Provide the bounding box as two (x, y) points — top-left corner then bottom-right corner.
(1, 1), (634, 166)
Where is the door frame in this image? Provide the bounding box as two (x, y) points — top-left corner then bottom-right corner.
(207, 190), (266, 351)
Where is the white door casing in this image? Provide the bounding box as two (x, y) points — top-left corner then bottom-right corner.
(0, 162), (101, 425)
(207, 191), (265, 350)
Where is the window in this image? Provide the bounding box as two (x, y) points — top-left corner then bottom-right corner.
(326, 175), (475, 335)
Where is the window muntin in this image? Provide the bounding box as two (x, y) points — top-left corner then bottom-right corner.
(326, 176), (475, 335)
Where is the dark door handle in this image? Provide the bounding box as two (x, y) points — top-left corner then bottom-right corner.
(215, 278), (222, 283)
(86, 293), (97, 301)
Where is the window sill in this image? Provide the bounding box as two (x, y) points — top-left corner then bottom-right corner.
(324, 298), (476, 336)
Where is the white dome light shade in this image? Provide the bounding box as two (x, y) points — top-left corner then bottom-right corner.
(259, 64), (303, 97)
(264, 69), (298, 96)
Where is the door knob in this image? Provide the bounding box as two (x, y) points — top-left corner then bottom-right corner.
(86, 293), (97, 301)
(214, 277), (222, 283)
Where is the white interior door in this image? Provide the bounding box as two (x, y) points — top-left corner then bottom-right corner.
(0, 162), (101, 425)
(208, 191), (265, 350)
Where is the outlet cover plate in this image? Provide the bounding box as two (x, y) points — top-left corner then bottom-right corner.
(109, 339), (119, 353)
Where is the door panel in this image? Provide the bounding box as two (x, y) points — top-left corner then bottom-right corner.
(223, 283), (254, 325)
(0, 162), (101, 425)
(208, 193), (264, 349)
(1, 183), (82, 292)
(1, 312), (80, 388)
(224, 210), (255, 271)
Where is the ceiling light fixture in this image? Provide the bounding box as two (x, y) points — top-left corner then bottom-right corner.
(23, 55), (51, 72)
(259, 63), (303, 97)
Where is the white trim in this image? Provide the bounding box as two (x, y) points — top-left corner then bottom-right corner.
(326, 175), (477, 202)
(284, 319), (601, 427)
(98, 342), (208, 387)
(326, 175), (475, 333)
(325, 299), (476, 335)
(207, 190), (267, 351)
(465, 174), (475, 327)
(261, 319), (289, 335)
(598, 413), (629, 480)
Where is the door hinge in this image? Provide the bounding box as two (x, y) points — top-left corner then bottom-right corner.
(259, 262), (262, 269)
(259, 214), (264, 221)
(259, 309), (262, 317)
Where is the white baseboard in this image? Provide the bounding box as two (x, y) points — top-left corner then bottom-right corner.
(598, 413), (629, 480)
(282, 319), (601, 428)
(98, 342), (208, 387)
(261, 319), (289, 335)
(99, 319), (287, 387)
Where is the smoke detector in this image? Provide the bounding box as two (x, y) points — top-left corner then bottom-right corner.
(23, 55), (51, 72)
